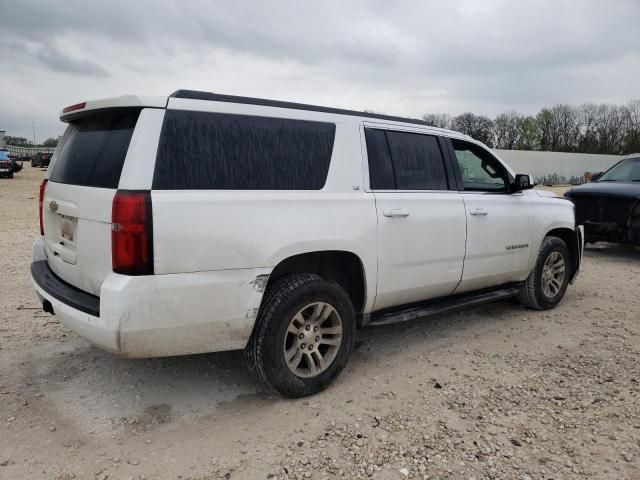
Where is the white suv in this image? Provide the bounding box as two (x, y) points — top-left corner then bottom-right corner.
(31, 91), (583, 397)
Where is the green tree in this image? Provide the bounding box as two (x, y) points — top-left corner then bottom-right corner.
(452, 113), (494, 146)
(492, 112), (521, 149)
(42, 137), (60, 148)
(515, 116), (539, 150)
(536, 108), (560, 151)
(5, 136), (31, 147)
(421, 113), (453, 130)
(594, 104), (625, 154)
(622, 99), (640, 154)
(577, 103), (599, 153)
(551, 104), (580, 152)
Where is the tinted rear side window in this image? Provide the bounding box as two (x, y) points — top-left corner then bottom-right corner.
(365, 128), (395, 189)
(365, 128), (448, 190)
(49, 109), (140, 188)
(153, 110), (336, 190)
(386, 131), (448, 190)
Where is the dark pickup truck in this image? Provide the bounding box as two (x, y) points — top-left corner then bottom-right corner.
(565, 154), (640, 245)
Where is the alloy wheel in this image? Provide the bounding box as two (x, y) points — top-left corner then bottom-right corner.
(541, 251), (566, 298)
(283, 302), (343, 378)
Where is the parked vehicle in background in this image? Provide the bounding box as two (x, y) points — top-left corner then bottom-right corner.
(0, 151), (14, 178)
(31, 152), (52, 168)
(11, 157), (23, 173)
(31, 91), (583, 397)
(565, 154), (640, 245)
(4, 153), (24, 173)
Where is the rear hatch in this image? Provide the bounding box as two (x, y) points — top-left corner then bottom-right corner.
(42, 109), (140, 296)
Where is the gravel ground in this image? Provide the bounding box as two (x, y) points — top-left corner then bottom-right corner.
(1, 167), (639, 479)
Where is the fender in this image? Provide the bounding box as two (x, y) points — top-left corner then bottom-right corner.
(265, 244), (375, 314)
(527, 217), (576, 275)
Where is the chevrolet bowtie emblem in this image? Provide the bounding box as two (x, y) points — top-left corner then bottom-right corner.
(49, 201), (59, 213)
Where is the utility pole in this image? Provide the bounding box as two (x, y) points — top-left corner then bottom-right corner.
(32, 121), (36, 147)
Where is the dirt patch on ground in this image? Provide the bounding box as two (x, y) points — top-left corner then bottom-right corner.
(1, 168), (639, 479)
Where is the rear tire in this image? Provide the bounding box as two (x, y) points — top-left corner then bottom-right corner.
(245, 273), (355, 398)
(518, 236), (571, 310)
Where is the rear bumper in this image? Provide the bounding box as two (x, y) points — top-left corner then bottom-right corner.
(31, 237), (270, 357)
(31, 261), (100, 316)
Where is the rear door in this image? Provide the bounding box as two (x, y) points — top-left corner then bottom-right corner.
(446, 138), (533, 293)
(365, 126), (467, 311)
(42, 109), (141, 295)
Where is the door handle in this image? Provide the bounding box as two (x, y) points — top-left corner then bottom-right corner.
(383, 208), (410, 218)
(469, 208), (488, 216)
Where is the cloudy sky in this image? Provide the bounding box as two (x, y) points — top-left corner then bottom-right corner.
(1, 0), (639, 141)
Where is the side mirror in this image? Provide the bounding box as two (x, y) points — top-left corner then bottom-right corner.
(513, 173), (534, 191)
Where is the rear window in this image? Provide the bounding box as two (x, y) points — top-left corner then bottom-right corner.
(49, 109), (140, 188)
(153, 110), (336, 190)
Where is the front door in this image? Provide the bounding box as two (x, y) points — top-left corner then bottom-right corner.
(447, 138), (534, 293)
(364, 127), (467, 311)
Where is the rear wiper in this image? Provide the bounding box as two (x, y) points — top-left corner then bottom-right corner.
(599, 179), (621, 182)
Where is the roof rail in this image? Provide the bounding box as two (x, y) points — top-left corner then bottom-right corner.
(170, 90), (435, 127)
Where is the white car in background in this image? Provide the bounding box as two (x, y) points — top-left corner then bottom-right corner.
(31, 91), (583, 397)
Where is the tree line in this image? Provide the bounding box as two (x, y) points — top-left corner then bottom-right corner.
(4, 135), (60, 148)
(422, 99), (640, 155)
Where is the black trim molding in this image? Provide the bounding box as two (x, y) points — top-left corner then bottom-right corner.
(31, 260), (100, 317)
(170, 90), (436, 127)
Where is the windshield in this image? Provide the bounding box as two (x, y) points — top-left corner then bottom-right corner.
(598, 157), (640, 183)
(0, 152), (9, 160)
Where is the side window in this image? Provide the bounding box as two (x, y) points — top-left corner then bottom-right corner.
(365, 129), (395, 189)
(153, 110), (335, 190)
(451, 139), (508, 192)
(365, 128), (448, 190)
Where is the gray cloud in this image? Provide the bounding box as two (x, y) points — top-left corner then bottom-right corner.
(35, 45), (108, 77)
(1, 0), (638, 140)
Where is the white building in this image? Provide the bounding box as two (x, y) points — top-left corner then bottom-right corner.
(494, 149), (621, 183)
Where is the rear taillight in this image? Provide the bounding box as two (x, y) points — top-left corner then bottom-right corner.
(111, 191), (154, 275)
(39, 179), (48, 235)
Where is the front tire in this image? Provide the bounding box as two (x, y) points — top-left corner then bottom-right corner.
(245, 273), (355, 398)
(518, 236), (571, 310)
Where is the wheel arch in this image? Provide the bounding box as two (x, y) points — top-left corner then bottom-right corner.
(545, 227), (580, 281)
(264, 250), (367, 314)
